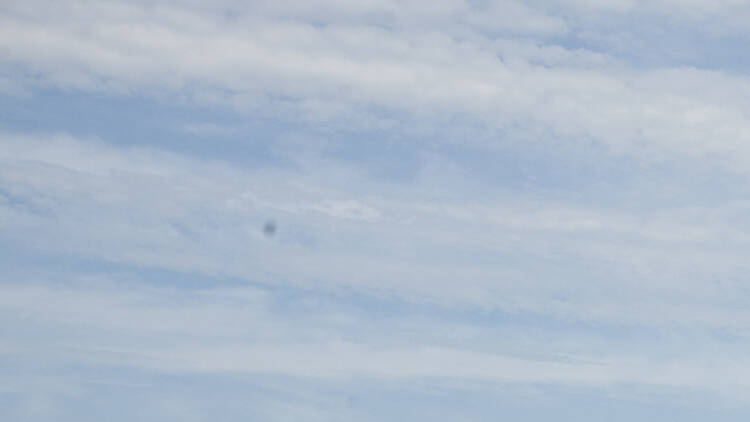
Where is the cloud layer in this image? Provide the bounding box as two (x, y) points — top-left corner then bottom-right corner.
(5, 0), (750, 167)
(3, 1), (750, 420)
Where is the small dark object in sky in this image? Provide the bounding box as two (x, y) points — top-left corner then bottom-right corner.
(263, 221), (276, 236)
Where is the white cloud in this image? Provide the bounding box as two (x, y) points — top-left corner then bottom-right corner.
(2, 275), (750, 406)
(4, 2), (750, 414)
(4, 1), (750, 169)
(3, 132), (750, 330)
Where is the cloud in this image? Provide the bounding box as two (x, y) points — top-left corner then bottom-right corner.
(4, 2), (750, 418)
(4, 1), (750, 170)
(0, 271), (747, 394)
(3, 132), (750, 331)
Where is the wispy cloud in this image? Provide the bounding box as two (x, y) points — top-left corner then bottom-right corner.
(3, 1), (750, 420)
(3, 132), (750, 326)
(4, 1), (750, 168)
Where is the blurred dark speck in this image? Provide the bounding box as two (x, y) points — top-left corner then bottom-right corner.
(263, 221), (276, 237)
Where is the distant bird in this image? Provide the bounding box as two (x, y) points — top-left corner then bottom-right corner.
(263, 221), (276, 237)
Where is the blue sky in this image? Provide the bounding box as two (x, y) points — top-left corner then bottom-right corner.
(3, 1), (750, 420)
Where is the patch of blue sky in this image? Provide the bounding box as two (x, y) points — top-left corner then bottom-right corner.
(0, 89), (285, 167)
(516, 3), (750, 73)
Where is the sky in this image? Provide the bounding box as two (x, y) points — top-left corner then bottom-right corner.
(3, 0), (750, 420)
